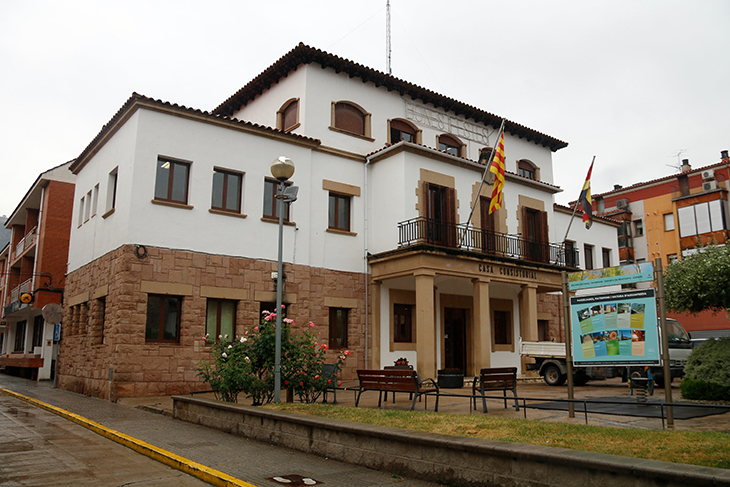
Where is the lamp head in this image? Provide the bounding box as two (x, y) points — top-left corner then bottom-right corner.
(271, 156), (295, 182)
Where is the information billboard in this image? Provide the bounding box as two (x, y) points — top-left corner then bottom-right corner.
(570, 289), (660, 366)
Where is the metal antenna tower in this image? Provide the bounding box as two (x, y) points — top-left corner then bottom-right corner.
(386, 0), (392, 74)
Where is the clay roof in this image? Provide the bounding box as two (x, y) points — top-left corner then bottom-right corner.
(213, 43), (568, 152)
(70, 93), (320, 174)
(553, 203), (621, 226)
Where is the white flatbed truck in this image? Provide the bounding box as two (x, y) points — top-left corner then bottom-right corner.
(521, 318), (693, 387)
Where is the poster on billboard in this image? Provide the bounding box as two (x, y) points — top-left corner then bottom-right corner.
(570, 289), (660, 366)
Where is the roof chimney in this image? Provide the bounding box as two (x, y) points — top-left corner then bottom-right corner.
(722, 150), (729, 162)
(681, 159), (691, 172)
(613, 184), (622, 190)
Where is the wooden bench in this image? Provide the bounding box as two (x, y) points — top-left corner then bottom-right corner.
(356, 369), (439, 411)
(472, 367), (519, 413)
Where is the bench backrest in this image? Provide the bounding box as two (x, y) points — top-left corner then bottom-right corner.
(357, 369), (420, 392)
(478, 367), (517, 390)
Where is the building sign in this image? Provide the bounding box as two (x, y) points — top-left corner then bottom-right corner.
(478, 263), (537, 280)
(405, 100), (493, 145)
(570, 289), (660, 366)
(568, 262), (654, 290)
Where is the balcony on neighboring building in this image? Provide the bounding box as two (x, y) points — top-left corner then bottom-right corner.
(11, 226), (37, 262)
(397, 217), (578, 268)
(4, 278), (32, 316)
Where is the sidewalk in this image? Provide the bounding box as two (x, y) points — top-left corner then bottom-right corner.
(0, 374), (443, 487)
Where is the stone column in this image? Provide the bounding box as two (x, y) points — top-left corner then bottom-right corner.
(472, 278), (491, 371)
(414, 271), (436, 378)
(520, 283), (538, 342)
(370, 280), (381, 370)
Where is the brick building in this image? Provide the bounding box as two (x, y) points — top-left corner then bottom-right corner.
(58, 44), (617, 400)
(585, 152), (730, 337)
(0, 161), (75, 380)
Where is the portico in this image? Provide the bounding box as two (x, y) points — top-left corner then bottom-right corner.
(368, 247), (563, 379)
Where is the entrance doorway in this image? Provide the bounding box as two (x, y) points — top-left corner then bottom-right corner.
(443, 307), (467, 372)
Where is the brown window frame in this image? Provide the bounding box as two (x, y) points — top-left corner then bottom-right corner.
(389, 119), (417, 144)
(279, 99), (299, 132)
(32, 315), (44, 348)
(145, 294), (181, 343)
(263, 178), (291, 221)
(154, 157), (191, 204)
(328, 307), (348, 349)
(584, 244), (594, 270)
(518, 160), (536, 180)
(206, 299), (236, 343)
(602, 248), (611, 268)
(328, 192), (351, 231)
(333, 102), (366, 136)
(393, 304), (413, 343)
(211, 168), (243, 214)
(14, 320), (26, 352)
(437, 134), (463, 157)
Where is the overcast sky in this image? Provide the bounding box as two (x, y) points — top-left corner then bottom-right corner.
(1, 0), (728, 217)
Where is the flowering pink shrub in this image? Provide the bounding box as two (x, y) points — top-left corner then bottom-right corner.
(197, 310), (348, 405)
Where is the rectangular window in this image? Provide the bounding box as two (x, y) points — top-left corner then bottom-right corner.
(92, 184), (99, 217)
(678, 201), (727, 237)
(211, 169), (242, 213)
(154, 157), (190, 204)
(493, 310), (511, 345)
(584, 245), (594, 270)
(145, 295), (181, 343)
(664, 213), (675, 231)
(107, 168), (118, 213)
(328, 307), (348, 349)
(78, 197), (85, 226)
(206, 299), (236, 342)
(85, 190), (92, 222)
(564, 240), (577, 267)
(393, 304), (413, 343)
(32, 315), (44, 348)
(668, 253), (678, 263)
(328, 193), (351, 231)
(263, 178), (291, 221)
(633, 219), (644, 236)
(14, 321), (26, 352)
(602, 248), (611, 268)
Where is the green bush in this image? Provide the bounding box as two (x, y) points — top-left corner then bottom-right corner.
(680, 338), (730, 401)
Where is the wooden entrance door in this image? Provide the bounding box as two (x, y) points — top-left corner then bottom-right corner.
(444, 307), (467, 372)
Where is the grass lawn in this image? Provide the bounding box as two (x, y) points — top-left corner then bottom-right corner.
(266, 403), (730, 470)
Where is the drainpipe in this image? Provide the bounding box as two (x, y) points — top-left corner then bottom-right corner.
(364, 155), (372, 368)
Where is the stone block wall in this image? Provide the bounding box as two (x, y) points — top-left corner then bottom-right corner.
(58, 244), (367, 400)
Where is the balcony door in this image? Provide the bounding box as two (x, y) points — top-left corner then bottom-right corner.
(480, 196), (496, 254)
(523, 207), (548, 262)
(425, 183), (456, 246)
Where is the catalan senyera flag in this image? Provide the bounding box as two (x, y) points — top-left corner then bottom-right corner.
(578, 161), (594, 229)
(488, 130), (505, 214)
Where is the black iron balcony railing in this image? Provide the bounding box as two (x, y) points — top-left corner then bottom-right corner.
(397, 217), (579, 268)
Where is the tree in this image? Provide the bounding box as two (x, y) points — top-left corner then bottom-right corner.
(664, 244), (730, 315)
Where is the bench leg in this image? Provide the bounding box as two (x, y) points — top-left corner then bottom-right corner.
(512, 388), (519, 411)
(378, 391), (383, 408)
(411, 393), (418, 411)
(503, 390), (508, 409)
(355, 390), (363, 407)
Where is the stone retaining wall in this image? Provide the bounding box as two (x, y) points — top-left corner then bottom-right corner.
(172, 395), (730, 487)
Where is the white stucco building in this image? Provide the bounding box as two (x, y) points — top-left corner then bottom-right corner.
(58, 44), (617, 399)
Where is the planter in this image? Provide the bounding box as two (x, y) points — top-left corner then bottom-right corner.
(437, 369), (464, 389)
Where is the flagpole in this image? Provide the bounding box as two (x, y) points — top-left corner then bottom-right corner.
(460, 119), (506, 246)
(556, 155), (595, 264)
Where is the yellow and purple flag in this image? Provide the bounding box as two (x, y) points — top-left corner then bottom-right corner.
(489, 131), (505, 214)
(578, 161), (594, 229)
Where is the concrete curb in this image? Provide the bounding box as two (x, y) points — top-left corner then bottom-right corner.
(0, 387), (254, 487)
(173, 395), (730, 487)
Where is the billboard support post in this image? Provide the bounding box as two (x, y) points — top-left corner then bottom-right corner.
(561, 271), (575, 418)
(654, 257), (674, 428)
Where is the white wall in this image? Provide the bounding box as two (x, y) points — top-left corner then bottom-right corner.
(551, 210), (619, 269)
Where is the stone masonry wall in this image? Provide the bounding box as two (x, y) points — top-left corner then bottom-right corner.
(58, 244), (367, 401)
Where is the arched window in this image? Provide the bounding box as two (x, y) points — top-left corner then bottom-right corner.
(277, 98), (299, 132)
(332, 101), (371, 138)
(518, 160), (538, 180)
(479, 147), (494, 164)
(437, 134), (464, 157)
(389, 118), (420, 144)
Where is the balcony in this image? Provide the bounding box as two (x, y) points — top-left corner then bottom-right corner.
(397, 217), (578, 268)
(5, 278), (32, 316)
(12, 226), (37, 261)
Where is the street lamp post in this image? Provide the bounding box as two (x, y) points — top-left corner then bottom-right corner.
(270, 156), (296, 403)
